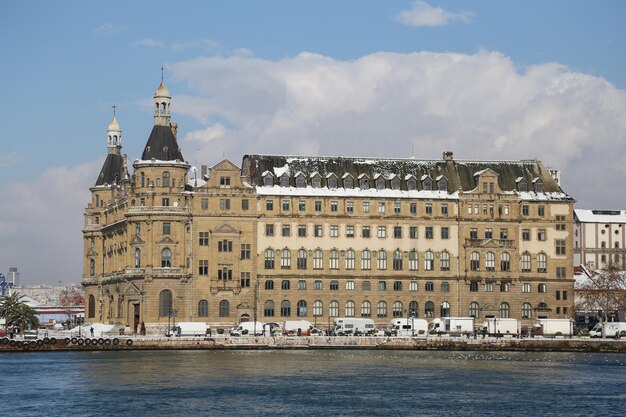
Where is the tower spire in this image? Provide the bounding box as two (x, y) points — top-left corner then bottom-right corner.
(154, 73), (171, 126)
(107, 108), (122, 154)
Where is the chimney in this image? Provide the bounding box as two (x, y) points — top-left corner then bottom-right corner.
(443, 151), (454, 162)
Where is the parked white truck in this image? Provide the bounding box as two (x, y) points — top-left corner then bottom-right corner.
(534, 318), (573, 337)
(428, 317), (474, 335)
(171, 322), (210, 337)
(333, 318), (376, 335)
(480, 318), (520, 337)
(390, 318), (428, 337)
(589, 322), (626, 339)
(283, 320), (321, 336)
(229, 321), (265, 336)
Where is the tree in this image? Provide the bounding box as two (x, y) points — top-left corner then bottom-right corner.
(575, 265), (626, 338)
(0, 292), (40, 332)
(59, 286), (85, 324)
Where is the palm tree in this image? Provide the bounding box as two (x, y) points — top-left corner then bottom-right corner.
(0, 292), (40, 332)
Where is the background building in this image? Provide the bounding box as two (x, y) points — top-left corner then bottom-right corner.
(83, 83), (575, 334)
(574, 209), (626, 270)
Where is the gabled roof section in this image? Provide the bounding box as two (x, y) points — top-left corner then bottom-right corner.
(95, 153), (124, 186)
(141, 125), (184, 161)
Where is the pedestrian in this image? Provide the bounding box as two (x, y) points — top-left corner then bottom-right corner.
(90, 327), (94, 337)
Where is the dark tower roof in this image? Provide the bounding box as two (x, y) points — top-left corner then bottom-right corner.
(141, 125), (185, 161)
(95, 153), (124, 186)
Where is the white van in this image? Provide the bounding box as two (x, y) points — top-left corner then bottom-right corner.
(333, 318), (376, 335)
(171, 322), (209, 337)
(230, 321), (265, 336)
(390, 318), (428, 337)
(589, 322), (626, 339)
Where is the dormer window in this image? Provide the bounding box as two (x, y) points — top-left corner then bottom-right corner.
(343, 174), (354, 189)
(533, 178), (544, 193)
(327, 174), (338, 189)
(311, 173), (322, 188)
(516, 177), (527, 192)
(359, 175), (370, 190)
(437, 176), (447, 192)
(375, 175), (385, 190)
(263, 172), (274, 186)
(280, 174), (290, 187)
(391, 177), (400, 190)
(295, 173), (306, 188)
(422, 176), (432, 191)
(406, 176), (417, 191)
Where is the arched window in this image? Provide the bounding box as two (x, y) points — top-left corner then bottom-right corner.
(281, 249), (291, 269)
(440, 301), (450, 317)
(313, 249), (323, 269)
(219, 300), (229, 317)
(377, 301), (387, 318)
(330, 280), (339, 290)
(425, 301), (435, 318)
(329, 300), (339, 317)
(393, 301), (403, 318)
(345, 249), (355, 270)
(500, 252), (510, 271)
(313, 300), (323, 317)
(469, 301), (479, 318)
(264, 300), (275, 317)
(89, 259), (95, 276)
(424, 251), (434, 271)
(377, 250), (387, 270)
(280, 300), (291, 317)
(537, 253), (547, 273)
(264, 249), (275, 269)
(265, 280), (274, 290)
(361, 301), (371, 317)
(345, 301), (355, 317)
(198, 300), (208, 317)
(500, 302), (510, 318)
(440, 251), (450, 271)
(161, 248), (172, 268)
(521, 252), (531, 272)
(470, 251), (480, 271)
(297, 249), (307, 269)
(159, 290), (172, 317)
(409, 250), (419, 271)
(485, 252), (495, 271)
(409, 301), (418, 317)
(134, 249), (141, 268)
(393, 250), (403, 271)
(162, 172), (170, 187)
(361, 250), (371, 270)
(297, 300), (307, 317)
(522, 302), (532, 319)
(88, 294), (95, 318)
(329, 250), (339, 269)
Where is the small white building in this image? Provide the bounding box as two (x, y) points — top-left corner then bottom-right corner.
(574, 209), (626, 269)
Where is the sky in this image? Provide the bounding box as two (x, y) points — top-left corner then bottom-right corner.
(1, 1), (626, 285)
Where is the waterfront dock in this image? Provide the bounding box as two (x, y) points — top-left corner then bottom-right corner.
(1, 335), (625, 353)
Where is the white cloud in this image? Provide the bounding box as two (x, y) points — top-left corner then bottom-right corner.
(396, 1), (474, 27)
(0, 161), (98, 285)
(169, 50), (626, 209)
(184, 123), (229, 143)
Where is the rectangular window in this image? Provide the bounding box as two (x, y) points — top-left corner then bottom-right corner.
(522, 229), (530, 241)
(362, 201), (370, 213)
(441, 204), (448, 215)
(298, 225), (307, 237)
(538, 205), (545, 217)
(563, 291), (568, 301)
(346, 280), (355, 291)
(162, 198), (170, 207)
(220, 176), (230, 187)
(362, 226), (371, 238)
(482, 205), (487, 215)
(282, 199), (290, 211)
(441, 227), (449, 239)
(299, 200), (306, 211)
(485, 228), (493, 239)
(468, 205), (473, 215)
(220, 199), (231, 210)
(330, 225), (339, 237)
(282, 225), (291, 237)
(315, 201), (322, 212)
(378, 202), (386, 213)
(218, 240), (233, 252)
(425, 203), (432, 214)
(410, 227), (417, 239)
(346, 225), (355, 238)
(163, 222), (171, 235)
(522, 205), (529, 216)
(556, 267), (566, 278)
(522, 283), (531, 293)
(198, 260), (208, 276)
(556, 240), (566, 255)
(241, 199), (249, 211)
(505, 205), (509, 215)
(346, 201), (354, 213)
(394, 202), (401, 214)
(314, 225), (323, 237)
(409, 281), (418, 292)
(538, 229), (546, 241)
(362, 281), (371, 291)
(265, 224), (274, 236)
(425, 227), (433, 239)
(394, 226), (402, 239)
(485, 282), (494, 292)
(410, 203), (417, 214)
(331, 201), (338, 212)
(556, 290), (561, 300)
(241, 244), (251, 260)
(199, 232), (209, 246)
(377, 226), (387, 238)
(266, 200), (274, 211)
(218, 268), (233, 281)
(201, 198), (208, 210)
(240, 272), (250, 288)
(469, 228), (478, 239)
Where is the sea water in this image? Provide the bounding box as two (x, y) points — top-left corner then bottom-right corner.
(1, 350), (625, 416)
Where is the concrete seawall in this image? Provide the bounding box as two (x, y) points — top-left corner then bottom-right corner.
(2, 336), (625, 353)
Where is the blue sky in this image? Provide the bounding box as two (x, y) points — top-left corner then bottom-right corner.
(1, 1), (626, 284)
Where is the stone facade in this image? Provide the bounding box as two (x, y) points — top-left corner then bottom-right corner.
(83, 83), (575, 335)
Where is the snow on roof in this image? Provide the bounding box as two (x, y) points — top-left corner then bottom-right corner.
(273, 166), (289, 177)
(262, 170), (273, 177)
(373, 173), (383, 179)
(575, 209), (626, 224)
(473, 169), (489, 177)
(187, 177), (207, 188)
(342, 173), (353, 179)
(310, 171), (321, 178)
(436, 175), (446, 181)
(357, 173), (369, 179)
(326, 172), (337, 178)
(404, 174), (416, 180)
(257, 185), (458, 199)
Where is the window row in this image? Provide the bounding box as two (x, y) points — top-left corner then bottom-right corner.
(264, 249), (450, 271)
(264, 223), (450, 239)
(263, 279), (452, 292)
(263, 299), (441, 318)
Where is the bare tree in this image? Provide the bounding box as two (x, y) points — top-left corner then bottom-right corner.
(59, 287), (85, 325)
(575, 265), (626, 337)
